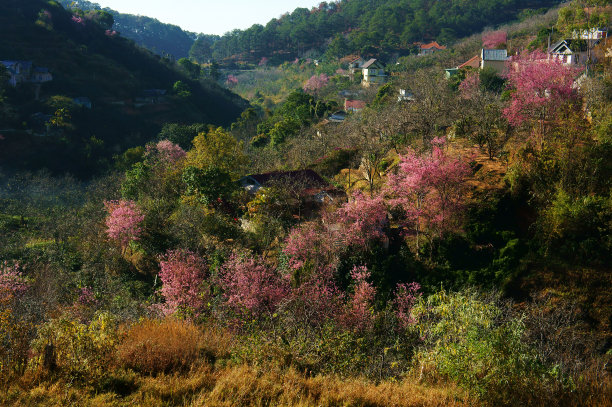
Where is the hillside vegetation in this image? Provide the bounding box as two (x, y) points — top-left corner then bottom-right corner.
(1, 0), (611, 406)
(58, 0), (199, 59)
(0, 0), (246, 177)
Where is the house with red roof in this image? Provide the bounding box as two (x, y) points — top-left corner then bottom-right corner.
(345, 99), (366, 112)
(419, 42), (446, 55)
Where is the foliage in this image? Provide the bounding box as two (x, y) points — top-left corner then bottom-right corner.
(482, 30), (507, 48)
(186, 127), (248, 178)
(413, 290), (552, 404)
(182, 166), (236, 206)
(303, 73), (329, 95)
(30, 312), (120, 383)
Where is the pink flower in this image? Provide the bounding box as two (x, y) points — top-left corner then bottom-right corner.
(303, 74), (329, 94)
(393, 282), (421, 328)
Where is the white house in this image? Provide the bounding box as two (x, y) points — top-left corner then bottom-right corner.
(361, 59), (386, 87)
(548, 39), (592, 66)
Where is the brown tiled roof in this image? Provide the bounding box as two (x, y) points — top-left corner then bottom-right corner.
(458, 55), (481, 69)
(420, 41), (446, 50)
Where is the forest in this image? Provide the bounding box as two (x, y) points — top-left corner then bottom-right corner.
(191, 0), (564, 63)
(1, 0), (611, 406)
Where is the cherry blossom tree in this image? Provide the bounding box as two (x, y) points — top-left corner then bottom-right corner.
(503, 50), (583, 145)
(218, 254), (289, 318)
(0, 262), (28, 302)
(341, 266), (376, 332)
(104, 200), (145, 252)
(158, 249), (208, 317)
(226, 74), (238, 86)
(386, 139), (471, 254)
(482, 31), (507, 48)
(303, 74), (329, 95)
(146, 140), (186, 165)
(393, 282), (421, 329)
(458, 71), (481, 100)
(333, 191), (388, 248)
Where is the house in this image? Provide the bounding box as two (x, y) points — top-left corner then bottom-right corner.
(328, 110), (347, 122)
(361, 59), (386, 87)
(548, 39), (594, 66)
(73, 97), (92, 109)
(30, 67), (52, 83)
(398, 89), (415, 102)
(480, 49), (508, 74)
(419, 42), (446, 55)
(1, 61), (53, 87)
(345, 99), (366, 112)
(1, 61), (32, 87)
(572, 28), (607, 40)
(136, 89), (167, 105)
(240, 169), (342, 203)
(348, 57), (366, 74)
(445, 55), (481, 77)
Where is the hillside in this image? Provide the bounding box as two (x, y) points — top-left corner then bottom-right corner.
(58, 0), (198, 59)
(193, 0), (565, 64)
(0, 0), (247, 177)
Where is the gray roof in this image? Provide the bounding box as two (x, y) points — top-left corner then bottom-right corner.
(481, 49), (508, 61)
(362, 58), (384, 69)
(549, 39), (592, 54)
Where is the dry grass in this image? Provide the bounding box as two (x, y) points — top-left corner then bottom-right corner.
(116, 318), (211, 375)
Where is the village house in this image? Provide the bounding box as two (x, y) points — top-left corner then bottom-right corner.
(573, 27), (608, 40)
(480, 49), (508, 74)
(240, 169), (343, 203)
(328, 110), (347, 123)
(348, 57), (366, 75)
(73, 97), (92, 109)
(1, 61), (52, 87)
(445, 54), (481, 77)
(345, 99), (366, 113)
(398, 89), (415, 102)
(548, 39), (594, 66)
(361, 59), (386, 87)
(419, 41), (446, 56)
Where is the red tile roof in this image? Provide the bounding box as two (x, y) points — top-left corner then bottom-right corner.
(345, 100), (366, 110)
(420, 41), (446, 50)
(458, 55), (481, 69)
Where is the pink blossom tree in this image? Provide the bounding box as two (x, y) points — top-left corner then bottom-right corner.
(459, 71), (481, 100)
(226, 74), (239, 86)
(218, 254), (289, 319)
(158, 249), (208, 317)
(482, 31), (507, 48)
(503, 50), (583, 145)
(333, 191), (388, 248)
(146, 140), (186, 164)
(0, 262), (28, 302)
(303, 74), (329, 95)
(104, 200), (145, 252)
(386, 140), (471, 255)
(340, 266), (376, 332)
(393, 282), (421, 329)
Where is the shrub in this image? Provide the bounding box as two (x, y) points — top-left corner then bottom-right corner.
(30, 312), (120, 383)
(116, 318), (206, 375)
(412, 290), (554, 405)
